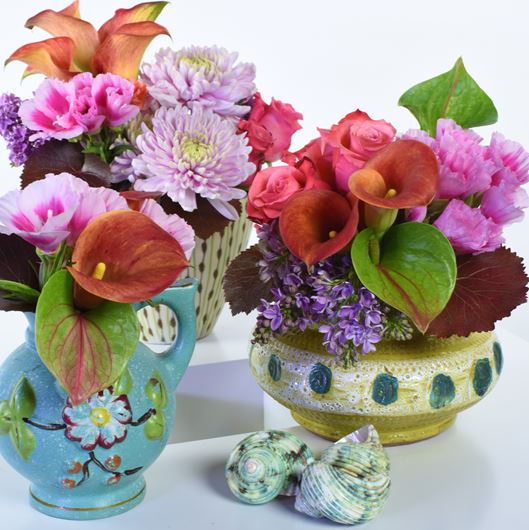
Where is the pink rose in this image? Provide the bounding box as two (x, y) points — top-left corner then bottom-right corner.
(434, 199), (504, 254)
(319, 110), (396, 191)
(247, 159), (329, 223)
(239, 92), (302, 166)
(19, 78), (84, 141)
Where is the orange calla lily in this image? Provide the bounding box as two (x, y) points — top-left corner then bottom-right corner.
(6, 0), (169, 80)
(67, 210), (188, 306)
(279, 189), (359, 267)
(348, 139), (439, 209)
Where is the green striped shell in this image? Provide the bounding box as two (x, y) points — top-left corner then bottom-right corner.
(295, 425), (390, 525)
(225, 430), (315, 505)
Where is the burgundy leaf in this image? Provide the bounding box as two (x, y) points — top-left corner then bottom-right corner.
(429, 247), (528, 338)
(223, 244), (272, 315)
(0, 234), (40, 312)
(160, 196), (242, 240)
(21, 140), (111, 188)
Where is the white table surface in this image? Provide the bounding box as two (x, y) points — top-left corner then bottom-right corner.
(0, 308), (528, 529)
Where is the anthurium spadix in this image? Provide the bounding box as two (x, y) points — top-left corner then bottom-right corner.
(279, 189), (359, 266)
(6, 1), (169, 80)
(67, 210), (188, 307)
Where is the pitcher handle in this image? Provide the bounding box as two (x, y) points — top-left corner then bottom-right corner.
(135, 278), (198, 392)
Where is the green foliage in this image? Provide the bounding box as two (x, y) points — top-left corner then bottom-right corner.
(351, 223), (457, 333)
(398, 58), (498, 136)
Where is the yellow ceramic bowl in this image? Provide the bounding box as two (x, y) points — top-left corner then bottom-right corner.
(250, 329), (502, 445)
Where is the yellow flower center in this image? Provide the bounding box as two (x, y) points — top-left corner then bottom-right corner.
(181, 136), (211, 163)
(180, 55), (217, 73)
(90, 407), (111, 427)
(385, 188), (397, 199)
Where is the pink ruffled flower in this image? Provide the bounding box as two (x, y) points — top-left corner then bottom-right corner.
(319, 110), (396, 192)
(71, 73), (106, 134)
(434, 199), (504, 254)
(481, 182), (529, 225)
(92, 73), (140, 128)
(139, 199), (195, 258)
(403, 119), (496, 199)
(487, 132), (529, 187)
(19, 78), (84, 141)
(238, 93), (302, 167)
(0, 173), (80, 252)
(406, 206), (428, 222)
(67, 184), (129, 245)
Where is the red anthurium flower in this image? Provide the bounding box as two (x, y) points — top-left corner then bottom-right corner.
(348, 139), (438, 209)
(67, 210), (188, 307)
(279, 189), (359, 266)
(6, 0), (169, 80)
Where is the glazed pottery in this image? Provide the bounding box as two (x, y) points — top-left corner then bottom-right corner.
(250, 329), (502, 445)
(0, 279), (198, 520)
(138, 203), (252, 342)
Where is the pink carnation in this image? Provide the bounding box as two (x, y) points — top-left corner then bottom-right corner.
(487, 132), (529, 187)
(71, 73), (106, 133)
(481, 182), (529, 225)
(19, 79), (84, 141)
(403, 119), (496, 199)
(92, 73), (140, 127)
(434, 199), (504, 254)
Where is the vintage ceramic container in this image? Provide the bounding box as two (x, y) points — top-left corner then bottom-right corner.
(0, 279), (198, 520)
(250, 329), (502, 445)
(138, 204), (252, 342)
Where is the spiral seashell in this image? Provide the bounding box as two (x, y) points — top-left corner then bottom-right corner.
(295, 425), (390, 525)
(225, 430), (315, 505)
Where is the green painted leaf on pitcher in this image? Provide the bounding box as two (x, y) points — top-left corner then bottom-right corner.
(9, 376), (36, 420)
(0, 401), (12, 435)
(398, 58), (498, 136)
(9, 420), (36, 461)
(351, 223), (457, 333)
(144, 371), (167, 409)
(144, 413), (165, 441)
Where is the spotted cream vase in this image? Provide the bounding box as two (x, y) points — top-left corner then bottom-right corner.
(250, 329), (502, 445)
(138, 205), (253, 342)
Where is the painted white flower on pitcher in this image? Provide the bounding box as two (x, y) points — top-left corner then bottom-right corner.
(63, 389), (132, 450)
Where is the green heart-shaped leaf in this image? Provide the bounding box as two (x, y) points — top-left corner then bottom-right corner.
(10, 421), (35, 461)
(398, 58), (498, 136)
(36, 270), (139, 405)
(113, 367), (133, 396)
(9, 376), (36, 420)
(351, 223), (457, 333)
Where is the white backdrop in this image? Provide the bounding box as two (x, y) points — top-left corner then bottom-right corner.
(0, 0), (527, 336)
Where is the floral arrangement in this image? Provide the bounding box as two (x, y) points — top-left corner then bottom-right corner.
(0, 1), (302, 242)
(224, 59), (529, 366)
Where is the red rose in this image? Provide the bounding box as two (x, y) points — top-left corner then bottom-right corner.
(239, 92), (302, 166)
(247, 159), (329, 223)
(319, 110), (396, 191)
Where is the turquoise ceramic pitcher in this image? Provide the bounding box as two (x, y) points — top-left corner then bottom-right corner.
(0, 278), (198, 520)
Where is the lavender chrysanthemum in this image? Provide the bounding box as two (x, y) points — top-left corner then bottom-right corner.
(141, 46), (256, 119)
(0, 93), (44, 166)
(132, 104), (254, 218)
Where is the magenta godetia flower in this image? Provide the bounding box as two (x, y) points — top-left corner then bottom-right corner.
(19, 72), (140, 141)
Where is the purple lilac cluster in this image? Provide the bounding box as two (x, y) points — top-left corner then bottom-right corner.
(0, 93), (44, 166)
(254, 223), (387, 365)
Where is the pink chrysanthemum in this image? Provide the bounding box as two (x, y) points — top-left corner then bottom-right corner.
(132, 105), (254, 219)
(403, 119), (497, 199)
(141, 46), (256, 119)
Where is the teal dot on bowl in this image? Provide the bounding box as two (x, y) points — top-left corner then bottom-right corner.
(493, 342), (503, 375)
(268, 354), (281, 382)
(372, 373), (398, 405)
(473, 358), (493, 397)
(429, 374), (455, 409)
(309, 363), (332, 394)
